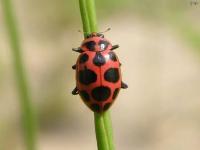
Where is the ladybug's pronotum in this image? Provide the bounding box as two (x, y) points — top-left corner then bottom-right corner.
(72, 32), (128, 113)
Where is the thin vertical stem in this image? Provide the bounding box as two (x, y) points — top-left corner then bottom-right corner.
(85, 0), (98, 32)
(103, 111), (115, 150)
(94, 113), (109, 150)
(78, 0), (115, 150)
(79, 0), (91, 37)
(2, 0), (37, 150)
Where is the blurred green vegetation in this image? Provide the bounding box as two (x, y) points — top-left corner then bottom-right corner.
(176, 19), (200, 53)
(2, 0), (37, 149)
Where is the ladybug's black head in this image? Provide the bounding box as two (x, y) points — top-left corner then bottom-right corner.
(86, 32), (104, 38)
(81, 28), (112, 52)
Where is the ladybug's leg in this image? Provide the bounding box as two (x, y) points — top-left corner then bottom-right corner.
(121, 82), (128, 89)
(72, 64), (76, 70)
(72, 47), (83, 53)
(72, 87), (79, 95)
(111, 45), (119, 50)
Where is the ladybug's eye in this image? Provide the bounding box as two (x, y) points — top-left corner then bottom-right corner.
(98, 40), (109, 50)
(83, 41), (96, 51)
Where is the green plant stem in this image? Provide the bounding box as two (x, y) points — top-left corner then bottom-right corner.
(79, 0), (91, 36)
(94, 112), (115, 150)
(79, 0), (115, 150)
(85, 0), (98, 32)
(2, 0), (37, 150)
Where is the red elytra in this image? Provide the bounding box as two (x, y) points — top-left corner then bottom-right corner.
(72, 33), (128, 113)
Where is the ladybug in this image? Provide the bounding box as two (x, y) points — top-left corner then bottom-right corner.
(72, 32), (128, 113)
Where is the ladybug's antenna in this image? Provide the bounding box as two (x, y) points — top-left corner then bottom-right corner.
(99, 28), (111, 34)
(78, 28), (110, 34)
(78, 30), (86, 34)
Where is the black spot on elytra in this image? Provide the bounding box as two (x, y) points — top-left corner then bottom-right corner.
(98, 40), (109, 51)
(108, 52), (117, 61)
(79, 53), (89, 64)
(104, 68), (120, 83)
(79, 90), (90, 102)
(91, 104), (101, 112)
(79, 68), (97, 85)
(103, 103), (112, 111)
(93, 52), (106, 66)
(112, 88), (120, 100)
(84, 41), (96, 51)
(92, 86), (111, 101)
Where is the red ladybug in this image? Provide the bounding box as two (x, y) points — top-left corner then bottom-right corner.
(72, 32), (128, 113)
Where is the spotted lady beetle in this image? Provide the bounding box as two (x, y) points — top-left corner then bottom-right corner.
(72, 31), (128, 113)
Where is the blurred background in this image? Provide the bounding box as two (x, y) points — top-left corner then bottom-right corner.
(1, 0), (200, 150)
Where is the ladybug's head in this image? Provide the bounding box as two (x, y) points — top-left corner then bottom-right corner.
(81, 30), (112, 52)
